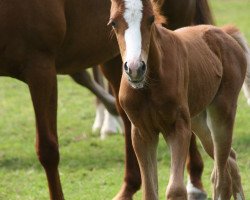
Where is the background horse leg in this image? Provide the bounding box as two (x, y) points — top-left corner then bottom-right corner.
(92, 66), (106, 134)
(94, 67), (124, 138)
(70, 70), (117, 115)
(23, 56), (64, 200)
(163, 113), (192, 200)
(92, 66), (123, 137)
(100, 56), (141, 200)
(71, 68), (123, 139)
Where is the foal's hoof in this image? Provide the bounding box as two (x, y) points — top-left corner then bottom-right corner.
(187, 181), (207, 200)
(188, 191), (207, 200)
(112, 183), (134, 200)
(112, 192), (133, 200)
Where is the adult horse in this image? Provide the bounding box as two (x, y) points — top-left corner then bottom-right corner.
(109, 0), (248, 199)
(0, 0), (214, 199)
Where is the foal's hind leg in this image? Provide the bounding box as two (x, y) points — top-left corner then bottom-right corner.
(24, 56), (64, 200)
(207, 100), (244, 200)
(192, 111), (244, 200)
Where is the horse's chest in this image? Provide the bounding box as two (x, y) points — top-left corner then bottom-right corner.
(121, 93), (178, 132)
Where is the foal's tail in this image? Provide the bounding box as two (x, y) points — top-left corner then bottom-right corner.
(194, 0), (215, 25)
(223, 26), (250, 105)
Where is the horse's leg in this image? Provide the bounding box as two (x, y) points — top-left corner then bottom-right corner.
(70, 70), (117, 115)
(163, 113), (192, 200)
(100, 56), (141, 200)
(71, 69), (121, 138)
(163, 114), (192, 200)
(100, 83), (124, 139)
(192, 108), (245, 200)
(207, 98), (244, 200)
(93, 65), (123, 137)
(92, 66), (106, 134)
(186, 134), (207, 200)
(23, 56), (64, 200)
(131, 126), (159, 200)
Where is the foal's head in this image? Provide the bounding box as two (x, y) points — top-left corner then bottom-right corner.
(109, 0), (165, 89)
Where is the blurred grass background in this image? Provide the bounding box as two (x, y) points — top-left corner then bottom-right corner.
(0, 0), (249, 199)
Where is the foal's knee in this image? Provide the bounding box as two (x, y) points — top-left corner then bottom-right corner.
(36, 138), (60, 169)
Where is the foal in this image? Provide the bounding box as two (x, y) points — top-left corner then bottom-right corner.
(109, 0), (249, 199)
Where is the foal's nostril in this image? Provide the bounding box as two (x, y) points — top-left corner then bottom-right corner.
(141, 61), (146, 72)
(124, 62), (129, 73)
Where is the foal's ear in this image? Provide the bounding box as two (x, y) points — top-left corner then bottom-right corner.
(148, 15), (155, 25)
(107, 18), (116, 28)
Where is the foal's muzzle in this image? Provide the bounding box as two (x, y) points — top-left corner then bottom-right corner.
(124, 61), (146, 83)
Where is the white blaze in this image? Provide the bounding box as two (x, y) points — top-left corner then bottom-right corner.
(123, 0), (143, 62)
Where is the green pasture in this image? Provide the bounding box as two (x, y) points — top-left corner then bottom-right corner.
(0, 0), (250, 199)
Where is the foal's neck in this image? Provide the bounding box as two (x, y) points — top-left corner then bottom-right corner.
(147, 24), (175, 79)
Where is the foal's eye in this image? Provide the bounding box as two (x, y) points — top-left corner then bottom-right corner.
(108, 19), (117, 28)
(148, 15), (155, 25)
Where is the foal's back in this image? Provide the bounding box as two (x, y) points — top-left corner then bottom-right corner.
(174, 25), (246, 116)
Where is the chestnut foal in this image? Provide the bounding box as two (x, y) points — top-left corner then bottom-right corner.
(109, 0), (249, 199)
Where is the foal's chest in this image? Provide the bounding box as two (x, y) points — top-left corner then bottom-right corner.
(120, 87), (180, 132)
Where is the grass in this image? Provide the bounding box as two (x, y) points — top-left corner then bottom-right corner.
(0, 0), (250, 199)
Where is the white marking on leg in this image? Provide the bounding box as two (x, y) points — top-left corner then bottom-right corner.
(100, 109), (122, 140)
(92, 103), (105, 134)
(236, 193), (243, 200)
(186, 179), (204, 194)
(124, 0), (143, 67)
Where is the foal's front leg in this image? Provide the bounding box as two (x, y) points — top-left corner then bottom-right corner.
(163, 116), (191, 200)
(131, 125), (159, 200)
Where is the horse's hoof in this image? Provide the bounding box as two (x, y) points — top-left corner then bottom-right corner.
(187, 180), (207, 200)
(100, 111), (123, 139)
(188, 191), (207, 200)
(112, 196), (132, 200)
(112, 193), (133, 200)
